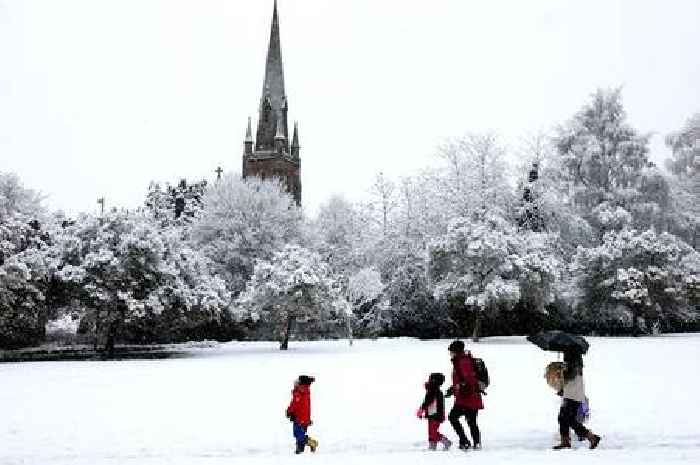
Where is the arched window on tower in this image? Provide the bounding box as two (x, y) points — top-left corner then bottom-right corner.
(262, 98), (272, 124)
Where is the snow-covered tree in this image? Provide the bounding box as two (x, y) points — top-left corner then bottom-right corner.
(366, 172), (398, 238)
(0, 216), (51, 348)
(347, 267), (384, 310)
(192, 174), (302, 295)
(144, 178), (207, 228)
(394, 172), (450, 243)
(310, 194), (368, 275)
(665, 113), (700, 179)
(51, 212), (229, 355)
(383, 247), (451, 338)
(517, 161), (547, 232)
(0, 173), (50, 348)
(515, 232), (561, 314)
(435, 133), (513, 220)
(664, 114), (699, 249)
(516, 134), (552, 232)
(666, 175), (699, 249)
(429, 215), (519, 341)
(510, 134), (596, 254)
(572, 229), (699, 335)
(346, 267), (388, 336)
(429, 213), (558, 341)
(0, 172), (45, 223)
(553, 88), (665, 237)
(236, 245), (351, 350)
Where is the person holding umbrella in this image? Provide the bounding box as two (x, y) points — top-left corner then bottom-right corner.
(554, 350), (601, 450)
(527, 331), (601, 450)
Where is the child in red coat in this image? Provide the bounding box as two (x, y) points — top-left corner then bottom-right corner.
(417, 372), (452, 450)
(286, 375), (318, 454)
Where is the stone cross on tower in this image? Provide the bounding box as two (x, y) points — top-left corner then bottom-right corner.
(97, 197), (105, 216)
(215, 166), (223, 181)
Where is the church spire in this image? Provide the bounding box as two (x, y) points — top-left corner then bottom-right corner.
(263, 0), (285, 104)
(243, 0), (301, 206)
(291, 121), (300, 158)
(256, 0), (288, 151)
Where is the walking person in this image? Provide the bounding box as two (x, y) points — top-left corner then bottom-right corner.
(416, 372), (452, 451)
(285, 375), (319, 454)
(553, 351), (601, 450)
(446, 340), (483, 450)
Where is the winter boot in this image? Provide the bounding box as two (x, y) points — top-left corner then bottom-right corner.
(440, 437), (452, 451)
(428, 442), (437, 451)
(552, 434), (571, 450)
(458, 440), (471, 451)
(306, 436), (319, 453)
(586, 432), (601, 450)
(473, 442), (482, 450)
(295, 442), (305, 454)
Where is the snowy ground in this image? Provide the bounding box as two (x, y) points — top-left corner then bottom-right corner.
(2, 335), (700, 465)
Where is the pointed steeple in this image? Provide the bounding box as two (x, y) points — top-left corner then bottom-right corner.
(256, 0), (288, 151)
(263, 0), (285, 104)
(242, 1), (301, 207)
(291, 121), (300, 158)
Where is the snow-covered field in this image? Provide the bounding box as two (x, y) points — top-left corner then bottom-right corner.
(2, 335), (700, 465)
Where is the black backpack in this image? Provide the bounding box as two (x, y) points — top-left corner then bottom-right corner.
(472, 358), (490, 393)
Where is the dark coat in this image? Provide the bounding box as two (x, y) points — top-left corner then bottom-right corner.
(420, 382), (446, 422)
(563, 351), (584, 381)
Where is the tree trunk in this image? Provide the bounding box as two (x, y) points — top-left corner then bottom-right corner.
(347, 315), (354, 347)
(280, 315), (294, 350)
(104, 322), (117, 358)
(632, 307), (642, 337)
(472, 311), (482, 342)
(93, 317), (100, 352)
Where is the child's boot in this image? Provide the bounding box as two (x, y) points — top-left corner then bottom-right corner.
(307, 436), (319, 452)
(440, 437), (452, 450)
(428, 442), (437, 450)
(295, 442), (305, 454)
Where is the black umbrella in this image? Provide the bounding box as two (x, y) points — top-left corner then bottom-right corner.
(527, 330), (589, 355)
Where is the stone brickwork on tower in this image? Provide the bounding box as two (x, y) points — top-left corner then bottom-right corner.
(242, 0), (301, 206)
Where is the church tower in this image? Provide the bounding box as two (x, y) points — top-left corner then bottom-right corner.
(243, 0), (301, 206)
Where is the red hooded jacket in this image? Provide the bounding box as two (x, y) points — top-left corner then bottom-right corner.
(451, 352), (484, 410)
(286, 384), (312, 426)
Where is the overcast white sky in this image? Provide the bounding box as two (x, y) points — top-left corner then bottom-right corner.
(1, 0), (699, 216)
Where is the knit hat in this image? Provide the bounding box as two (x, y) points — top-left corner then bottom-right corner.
(298, 375), (315, 385)
(448, 340), (465, 353)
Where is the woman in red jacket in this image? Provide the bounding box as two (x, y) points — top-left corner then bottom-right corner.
(446, 340), (484, 450)
(286, 375), (318, 454)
